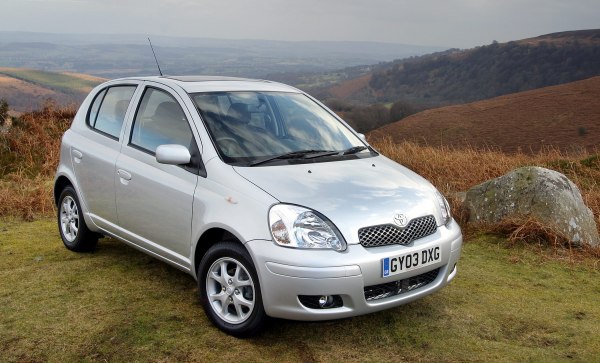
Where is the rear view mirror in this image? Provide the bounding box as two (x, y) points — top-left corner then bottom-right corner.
(156, 144), (191, 165)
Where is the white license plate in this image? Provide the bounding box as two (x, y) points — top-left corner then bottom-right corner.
(382, 246), (441, 277)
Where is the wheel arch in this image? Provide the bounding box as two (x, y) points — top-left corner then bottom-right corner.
(193, 227), (240, 279)
(54, 175), (74, 206)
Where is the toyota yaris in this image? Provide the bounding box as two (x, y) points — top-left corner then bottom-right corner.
(54, 76), (462, 336)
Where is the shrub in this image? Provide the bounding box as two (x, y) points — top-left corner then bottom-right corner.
(0, 101), (75, 218)
(0, 98), (8, 126)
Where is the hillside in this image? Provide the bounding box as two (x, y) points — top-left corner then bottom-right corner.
(370, 76), (600, 154)
(317, 29), (600, 106)
(0, 68), (104, 111)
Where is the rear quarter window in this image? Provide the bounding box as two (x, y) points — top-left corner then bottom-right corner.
(87, 85), (137, 139)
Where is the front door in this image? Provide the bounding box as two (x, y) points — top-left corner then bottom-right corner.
(114, 85), (199, 268)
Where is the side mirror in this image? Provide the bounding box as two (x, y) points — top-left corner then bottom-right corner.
(156, 144), (191, 165)
(357, 133), (366, 141)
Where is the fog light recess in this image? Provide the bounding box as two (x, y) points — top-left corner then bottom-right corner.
(298, 295), (343, 309)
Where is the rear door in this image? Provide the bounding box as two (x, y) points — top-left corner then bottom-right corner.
(71, 84), (138, 230)
(114, 83), (200, 269)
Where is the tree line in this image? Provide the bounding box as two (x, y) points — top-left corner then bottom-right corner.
(369, 38), (600, 105)
(325, 99), (420, 133)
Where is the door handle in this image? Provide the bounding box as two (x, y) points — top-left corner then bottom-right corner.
(117, 169), (132, 181)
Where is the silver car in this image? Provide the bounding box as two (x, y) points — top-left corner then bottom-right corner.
(54, 76), (462, 336)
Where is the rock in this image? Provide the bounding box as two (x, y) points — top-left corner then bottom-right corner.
(464, 166), (599, 247)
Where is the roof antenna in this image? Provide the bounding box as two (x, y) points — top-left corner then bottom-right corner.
(147, 37), (163, 76)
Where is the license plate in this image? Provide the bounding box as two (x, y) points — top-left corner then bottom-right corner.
(382, 246), (441, 277)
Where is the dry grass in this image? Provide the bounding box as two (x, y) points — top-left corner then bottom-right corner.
(0, 101), (74, 219)
(1, 104), (599, 249)
(371, 137), (600, 245)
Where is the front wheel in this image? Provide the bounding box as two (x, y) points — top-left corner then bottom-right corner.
(57, 186), (98, 252)
(198, 241), (267, 337)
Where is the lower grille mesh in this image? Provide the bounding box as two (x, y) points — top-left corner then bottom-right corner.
(364, 268), (440, 301)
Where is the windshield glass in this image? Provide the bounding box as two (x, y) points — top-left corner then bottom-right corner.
(191, 91), (369, 166)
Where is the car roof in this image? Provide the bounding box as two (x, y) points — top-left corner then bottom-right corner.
(108, 75), (302, 94)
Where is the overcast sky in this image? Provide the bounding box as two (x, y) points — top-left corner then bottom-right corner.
(3, 0), (600, 48)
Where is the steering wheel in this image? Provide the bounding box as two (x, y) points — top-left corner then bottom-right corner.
(216, 137), (244, 156)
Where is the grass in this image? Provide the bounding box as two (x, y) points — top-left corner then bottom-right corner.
(1, 219), (599, 362)
(0, 67), (101, 94)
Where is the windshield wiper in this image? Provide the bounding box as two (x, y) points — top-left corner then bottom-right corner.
(341, 146), (368, 155)
(250, 150), (338, 166)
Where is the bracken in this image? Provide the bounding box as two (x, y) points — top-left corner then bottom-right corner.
(1, 106), (598, 245)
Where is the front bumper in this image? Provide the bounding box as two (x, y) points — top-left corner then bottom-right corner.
(246, 219), (462, 320)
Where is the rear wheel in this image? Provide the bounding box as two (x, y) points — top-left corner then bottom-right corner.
(198, 241), (267, 337)
(57, 186), (98, 252)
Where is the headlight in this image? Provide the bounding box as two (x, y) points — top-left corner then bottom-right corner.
(268, 204), (347, 251)
(435, 191), (452, 226)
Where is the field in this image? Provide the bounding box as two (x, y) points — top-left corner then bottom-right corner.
(1, 219), (599, 362)
(0, 68), (104, 111)
(0, 68), (103, 94)
(1, 104), (600, 361)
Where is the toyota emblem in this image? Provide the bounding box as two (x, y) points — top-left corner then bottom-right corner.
(394, 213), (408, 227)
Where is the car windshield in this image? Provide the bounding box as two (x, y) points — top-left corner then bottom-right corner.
(190, 91), (370, 166)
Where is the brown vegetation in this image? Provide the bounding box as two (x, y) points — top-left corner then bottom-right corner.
(371, 138), (600, 243)
(0, 101), (75, 219)
(1, 103), (598, 247)
(371, 76), (600, 154)
(519, 29), (600, 47)
(327, 74), (372, 100)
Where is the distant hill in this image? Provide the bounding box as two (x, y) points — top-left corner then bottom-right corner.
(316, 29), (600, 106)
(0, 32), (443, 79)
(370, 76), (600, 154)
(0, 68), (104, 111)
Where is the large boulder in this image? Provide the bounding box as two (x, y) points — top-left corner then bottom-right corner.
(464, 166), (599, 247)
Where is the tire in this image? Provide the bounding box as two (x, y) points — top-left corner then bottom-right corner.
(198, 241), (267, 337)
(57, 186), (98, 252)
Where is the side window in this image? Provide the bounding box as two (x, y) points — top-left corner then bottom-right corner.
(88, 89), (106, 127)
(87, 86), (137, 139)
(130, 88), (194, 154)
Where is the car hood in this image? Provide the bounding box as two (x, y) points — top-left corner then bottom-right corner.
(233, 155), (443, 245)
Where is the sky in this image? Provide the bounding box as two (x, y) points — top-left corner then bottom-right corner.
(3, 0), (600, 48)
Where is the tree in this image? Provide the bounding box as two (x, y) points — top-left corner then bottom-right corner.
(0, 98), (8, 126)
(343, 104), (389, 133)
(389, 100), (418, 122)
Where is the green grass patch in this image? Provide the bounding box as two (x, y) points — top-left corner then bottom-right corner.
(0, 68), (101, 94)
(1, 219), (599, 362)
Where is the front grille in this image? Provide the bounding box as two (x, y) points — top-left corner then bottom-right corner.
(364, 268), (440, 301)
(358, 215), (437, 248)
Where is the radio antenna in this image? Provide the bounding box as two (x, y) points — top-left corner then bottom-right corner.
(147, 37), (163, 76)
